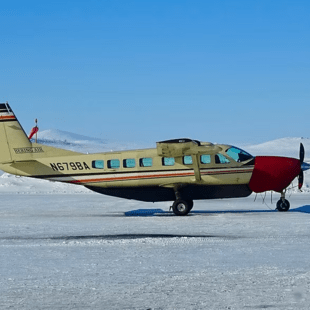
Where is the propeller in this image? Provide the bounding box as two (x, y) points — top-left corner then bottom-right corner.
(300, 143), (305, 163)
(299, 143), (305, 189)
(298, 170), (304, 190)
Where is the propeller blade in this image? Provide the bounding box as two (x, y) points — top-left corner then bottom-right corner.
(298, 170), (304, 190)
(300, 143), (305, 163)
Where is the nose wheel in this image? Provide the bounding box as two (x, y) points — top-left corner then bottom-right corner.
(276, 199), (290, 211)
(276, 191), (290, 212)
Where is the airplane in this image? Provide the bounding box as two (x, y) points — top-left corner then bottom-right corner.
(0, 102), (309, 216)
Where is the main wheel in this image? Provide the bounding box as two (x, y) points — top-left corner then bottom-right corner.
(276, 199), (290, 212)
(172, 200), (192, 216)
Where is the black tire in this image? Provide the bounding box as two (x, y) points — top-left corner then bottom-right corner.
(172, 200), (192, 216)
(276, 199), (290, 212)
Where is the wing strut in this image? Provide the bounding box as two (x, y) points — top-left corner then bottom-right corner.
(192, 154), (201, 181)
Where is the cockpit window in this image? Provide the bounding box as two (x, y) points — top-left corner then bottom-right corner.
(215, 154), (230, 164)
(226, 147), (253, 163)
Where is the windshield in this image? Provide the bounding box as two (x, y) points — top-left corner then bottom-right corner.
(226, 147), (253, 163)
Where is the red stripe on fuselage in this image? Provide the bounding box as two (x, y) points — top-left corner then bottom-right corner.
(0, 115), (16, 121)
(68, 167), (254, 184)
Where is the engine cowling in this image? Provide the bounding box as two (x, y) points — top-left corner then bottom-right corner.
(249, 156), (301, 193)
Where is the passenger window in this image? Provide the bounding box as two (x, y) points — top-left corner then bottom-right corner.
(139, 158), (153, 167)
(200, 155), (211, 164)
(92, 160), (104, 169)
(123, 158), (135, 168)
(215, 154), (230, 164)
(162, 157), (175, 166)
(107, 159), (120, 169)
(183, 155), (193, 165)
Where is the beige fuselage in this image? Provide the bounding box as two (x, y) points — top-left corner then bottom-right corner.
(0, 103), (254, 202)
(0, 142), (254, 202)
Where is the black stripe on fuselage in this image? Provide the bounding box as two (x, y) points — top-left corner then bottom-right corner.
(0, 104), (13, 112)
(0, 118), (16, 123)
(0, 104), (8, 110)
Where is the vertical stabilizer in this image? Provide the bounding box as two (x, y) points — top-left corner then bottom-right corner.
(0, 103), (32, 163)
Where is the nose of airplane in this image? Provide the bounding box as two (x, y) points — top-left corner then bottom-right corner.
(249, 156), (301, 193)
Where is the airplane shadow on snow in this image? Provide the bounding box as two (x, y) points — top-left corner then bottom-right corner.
(2, 233), (239, 241)
(124, 205), (310, 216)
(4, 207), (310, 242)
(48, 233), (237, 241)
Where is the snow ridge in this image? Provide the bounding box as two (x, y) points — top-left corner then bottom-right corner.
(36, 129), (144, 153)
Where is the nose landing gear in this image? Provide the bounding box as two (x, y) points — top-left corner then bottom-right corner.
(276, 190), (290, 212)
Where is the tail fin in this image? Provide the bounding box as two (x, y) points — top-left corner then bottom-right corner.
(0, 103), (32, 163)
(0, 103), (83, 176)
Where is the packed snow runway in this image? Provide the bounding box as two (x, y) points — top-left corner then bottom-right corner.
(1, 192), (310, 309)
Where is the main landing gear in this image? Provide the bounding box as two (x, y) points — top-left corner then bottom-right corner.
(276, 190), (290, 212)
(171, 188), (194, 216)
(171, 199), (193, 216)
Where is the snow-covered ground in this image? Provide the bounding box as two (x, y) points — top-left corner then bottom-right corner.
(1, 194), (310, 309)
(1, 131), (310, 309)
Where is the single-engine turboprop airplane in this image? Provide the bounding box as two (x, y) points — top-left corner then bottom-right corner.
(0, 103), (309, 216)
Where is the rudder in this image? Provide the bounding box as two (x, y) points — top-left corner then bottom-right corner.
(0, 103), (32, 163)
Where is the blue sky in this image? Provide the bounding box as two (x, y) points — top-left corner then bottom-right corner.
(1, 0), (309, 145)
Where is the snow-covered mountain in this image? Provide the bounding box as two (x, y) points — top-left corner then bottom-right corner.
(0, 130), (309, 193)
(36, 129), (148, 153)
(36, 130), (310, 159)
(244, 137), (310, 160)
